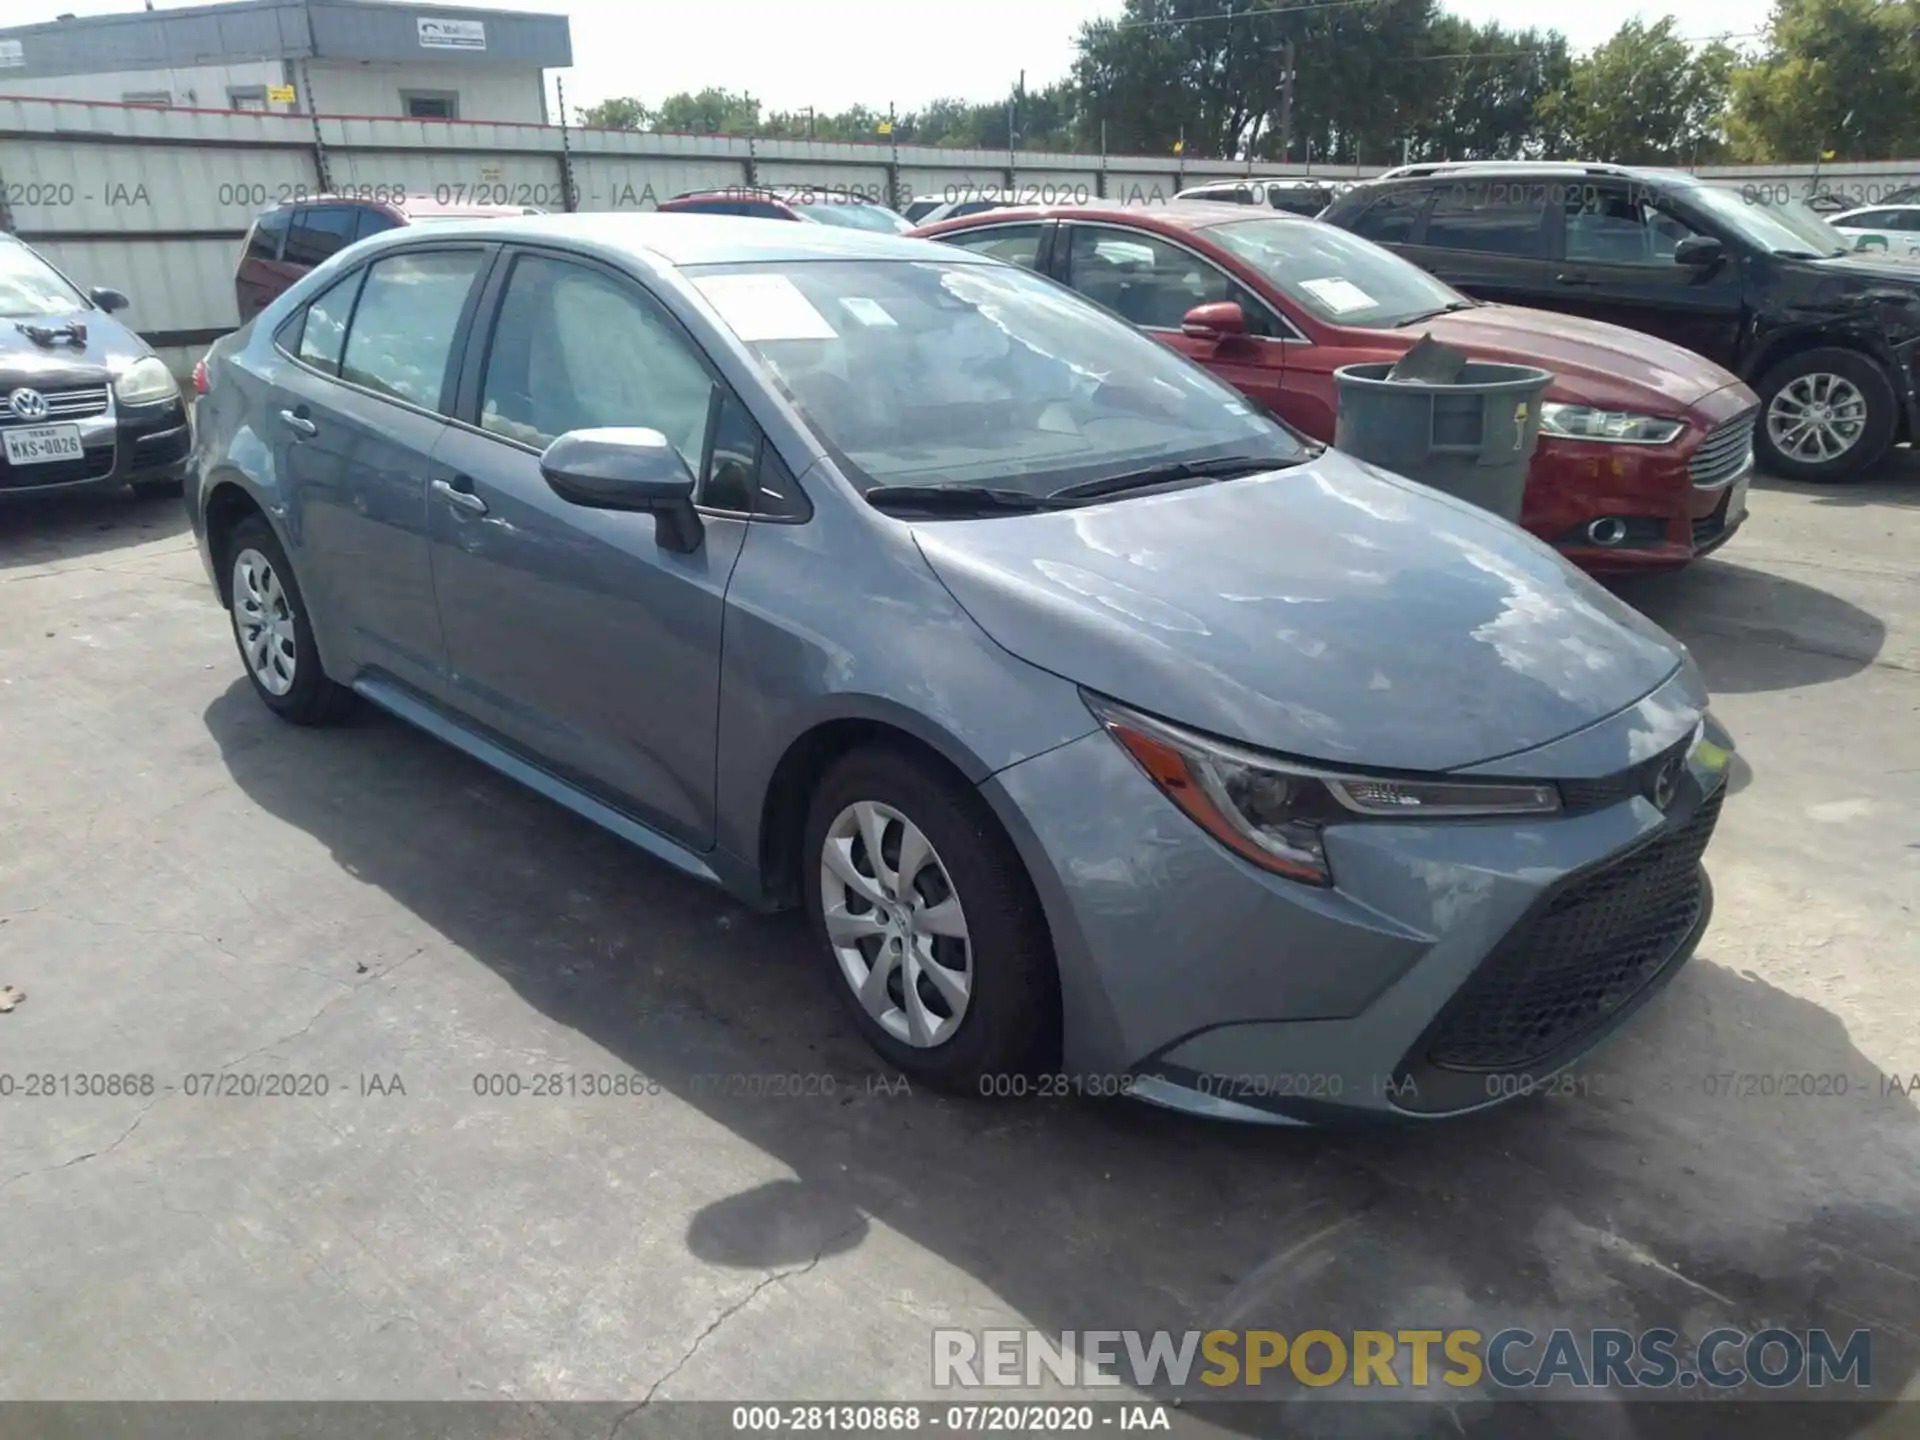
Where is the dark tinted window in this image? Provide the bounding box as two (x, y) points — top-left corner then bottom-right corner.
(1564, 185), (1704, 265)
(937, 223), (1044, 269)
(282, 205), (359, 267)
(339, 250), (482, 409)
(669, 197), (791, 219)
(478, 254), (714, 468)
(353, 208), (401, 242)
(753, 444), (811, 520)
(293, 270), (363, 375)
(703, 392), (759, 512)
(1423, 183), (1549, 256)
(1350, 188), (1428, 244)
(246, 209), (290, 262)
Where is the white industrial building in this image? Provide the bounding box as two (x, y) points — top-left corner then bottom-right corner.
(0, 0), (571, 124)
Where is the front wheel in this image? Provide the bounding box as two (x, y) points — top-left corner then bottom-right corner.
(1754, 348), (1895, 483)
(803, 745), (1058, 1092)
(223, 514), (353, 725)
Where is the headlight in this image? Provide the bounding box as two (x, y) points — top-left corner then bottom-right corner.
(1538, 403), (1684, 445)
(113, 356), (179, 406)
(1087, 695), (1560, 887)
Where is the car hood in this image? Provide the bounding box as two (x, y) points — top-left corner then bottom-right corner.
(1411, 305), (1744, 414)
(913, 449), (1684, 773)
(0, 306), (145, 388)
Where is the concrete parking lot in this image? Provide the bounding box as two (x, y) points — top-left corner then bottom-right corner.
(0, 463), (1915, 1435)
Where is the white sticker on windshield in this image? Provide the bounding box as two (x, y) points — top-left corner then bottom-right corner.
(692, 274), (838, 341)
(1299, 276), (1377, 313)
(839, 297), (897, 327)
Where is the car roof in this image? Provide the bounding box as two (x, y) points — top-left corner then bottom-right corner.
(361, 211), (978, 266)
(920, 200), (1297, 233)
(259, 193), (532, 220)
(1836, 204), (1920, 216)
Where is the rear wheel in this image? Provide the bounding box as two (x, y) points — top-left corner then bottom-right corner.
(224, 514), (353, 725)
(1754, 348), (1895, 483)
(803, 745), (1058, 1092)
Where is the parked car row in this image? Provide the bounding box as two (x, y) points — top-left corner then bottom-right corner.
(182, 208), (1739, 1127)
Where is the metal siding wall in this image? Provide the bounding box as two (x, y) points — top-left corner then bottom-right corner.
(306, 2), (571, 67)
(1104, 172), (1180, 205)
(303, 61), (549, 123)
(2, 138), (319, 233)
(897, 167), (1007, 199)
(754, 161), (891, 194)
(570, 156), (746, 210)
(328, 149), (564, 208)
(33, 237), (240, 337)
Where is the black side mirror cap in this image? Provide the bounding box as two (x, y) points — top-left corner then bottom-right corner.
(1672, 236), (1725, 268)
(540, 427), (704, 553)
(89, 287), (130, 313)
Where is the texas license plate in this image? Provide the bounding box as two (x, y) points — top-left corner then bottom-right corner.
(2, 423), (84, 465)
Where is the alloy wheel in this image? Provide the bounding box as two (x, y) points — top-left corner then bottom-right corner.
(232, 547), (297, 696)
(818, 800), (973, 1049)
(1766, 372), (1867, 464)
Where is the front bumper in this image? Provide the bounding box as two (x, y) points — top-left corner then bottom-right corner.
(982, 671), (1731, 1124)
(0, 393), (191, 498)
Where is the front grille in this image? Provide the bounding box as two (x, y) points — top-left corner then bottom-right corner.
(1689, 411), (1755, 488)
(1426, 789), (1723, 1072)
(1692, 494), (1730, 549)
(0, 384), (111, 425)
(0, 444), (116, 490)
(1558, 734), (1694, 813)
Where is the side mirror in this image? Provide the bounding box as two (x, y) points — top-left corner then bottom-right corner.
(89, 286), (130, 313)
(1672, 236), (1725, 269)
(1181, 301), (1247, 340)
(540, 427), (704, 553)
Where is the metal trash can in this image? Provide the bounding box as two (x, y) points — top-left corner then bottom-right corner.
(1332, 361), (1553, 522)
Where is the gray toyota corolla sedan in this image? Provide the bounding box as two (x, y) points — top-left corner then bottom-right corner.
(188, 214), (1735, 1124)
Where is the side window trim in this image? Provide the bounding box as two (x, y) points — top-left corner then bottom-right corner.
(450, 244), (809, 521)
(1058, 222), (1307, 343)
(276, 243), (496, 420)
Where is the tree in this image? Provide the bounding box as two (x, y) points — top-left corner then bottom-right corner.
(576, 96), (649, 131)
(1406, 20), (1572, 161)
(1725, 0), (1920, 161)
(1533, 18), (1735, 165)
(652, 88), (762, 137)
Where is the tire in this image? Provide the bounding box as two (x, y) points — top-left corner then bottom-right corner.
(802, 744), (1059, 1092)
(1753, 347), (1896, 483)
(222, 514), (353, 725)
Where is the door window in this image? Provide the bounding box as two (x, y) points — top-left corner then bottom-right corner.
(353, 208), (401, 242)
(1063, 225), (1271, 334)
(936, 223), (1044, 269)
(1423, 183), (1549, 256)
(282, 205), (359, 267)
(291, 270), (365, 375)
(478, 254), (716, 477)
(246, 208), (291, 262)
(1845, 209), (1894, 229)
(1564, 186), (1706, 265)
(338, 250), (484, 409)
(1350, 188), (1428, 244)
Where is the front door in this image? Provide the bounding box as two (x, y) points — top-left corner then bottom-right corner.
(427, 249), (749, 849)
(1552, 184), (1746, 368)
(1053, 222), (1292, 420)
(271, 246), (489, 697)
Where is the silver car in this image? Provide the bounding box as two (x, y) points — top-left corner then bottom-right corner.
(188, 215), (1733, 1124)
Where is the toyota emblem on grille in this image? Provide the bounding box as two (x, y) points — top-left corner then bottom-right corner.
(1650, 755), (1684, 811)
(7, 388), (50, 421)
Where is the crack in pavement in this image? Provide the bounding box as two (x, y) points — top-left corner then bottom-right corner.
(609, 1216), (868, 1436)
(1, 1098), (158, 1194)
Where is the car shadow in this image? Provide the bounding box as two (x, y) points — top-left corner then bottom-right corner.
(1764, 449), (1920, 509)
(201, 684), (1919, 1436)
(0, 487), (190, 572)
(1606, 558), (1885, 696)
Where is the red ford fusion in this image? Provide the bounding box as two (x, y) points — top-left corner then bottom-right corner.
(913, 203), (1758, 573)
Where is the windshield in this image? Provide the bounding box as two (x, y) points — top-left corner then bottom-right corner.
(1684, 184), (1850, 257)
(0, 239), (87, 318)
(1208, 218), (1465, 326)
(687, 259), (1304, 494)
(794, 202), (914, 234)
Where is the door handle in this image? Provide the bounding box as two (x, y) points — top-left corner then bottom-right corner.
(432, 476), (488, 516)
(279, 408), (317, 437)
(1553, 273), (1597, 286)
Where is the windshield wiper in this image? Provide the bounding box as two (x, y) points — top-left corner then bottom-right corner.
(863, 483), (1064, 515)
(1394, 300), (1476, 327)
(1046, 454), (1294, 504)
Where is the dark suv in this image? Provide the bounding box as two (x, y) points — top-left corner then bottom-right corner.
(236, 195), (538, 323)
(1323, 162), (1920, 481)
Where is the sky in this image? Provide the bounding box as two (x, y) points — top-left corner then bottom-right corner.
(12, 0), (1778, 115)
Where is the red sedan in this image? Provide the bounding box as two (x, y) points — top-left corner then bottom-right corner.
(912, 203), (1758, 573)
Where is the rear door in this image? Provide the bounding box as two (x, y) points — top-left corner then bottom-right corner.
(1550, 181), (1746, 367)
(426, 247), (753, 848)
(270, 243), (492, 698)
(1402, 178), (1555, 307)
(236, 208), (292, 322)
(1052, 222), (1293, 419)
